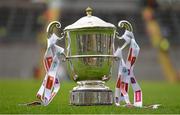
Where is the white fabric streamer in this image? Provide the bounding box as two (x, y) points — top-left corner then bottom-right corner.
(36, 33), (64, 106)
(115, 30), (142, 107)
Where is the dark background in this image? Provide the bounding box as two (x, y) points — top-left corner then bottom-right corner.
(0, 0), (180, 81)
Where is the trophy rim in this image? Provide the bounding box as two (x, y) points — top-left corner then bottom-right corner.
(66, 55), (119, 60)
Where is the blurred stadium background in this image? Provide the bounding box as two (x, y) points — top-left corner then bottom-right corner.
(0, 0), (180, 82)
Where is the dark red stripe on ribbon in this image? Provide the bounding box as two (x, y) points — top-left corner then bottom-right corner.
(46, 57), (53, 70)
(116, 76), (121, 88)
(135, 90), (142, 102)
(128, 48), (132, 61)
(46, 76), (54, 89)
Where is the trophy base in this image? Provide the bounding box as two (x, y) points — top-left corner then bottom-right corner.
(70, 80), (113, 106)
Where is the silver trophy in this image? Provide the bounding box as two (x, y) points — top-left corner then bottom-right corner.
(47, 7), (132, 106)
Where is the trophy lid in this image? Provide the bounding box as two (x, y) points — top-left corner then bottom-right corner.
(64, 7), (116, 31)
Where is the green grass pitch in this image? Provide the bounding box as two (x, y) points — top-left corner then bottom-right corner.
(0, 79), (180, 114)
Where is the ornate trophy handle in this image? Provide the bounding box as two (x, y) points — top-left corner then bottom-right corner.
(46, 21), (65, 40)
(116, 20), (134, 50)
(46, 21), (66, 61)
(118, 20), (133, 32)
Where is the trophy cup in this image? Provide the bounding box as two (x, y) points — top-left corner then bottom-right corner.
(45, 7), (133, 106)
(64, 7), (117, 105)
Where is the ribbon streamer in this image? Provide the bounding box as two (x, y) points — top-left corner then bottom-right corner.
(37, 33), (64, 106)
(23, 33), (64, 106)
(114, 30), (142, 107)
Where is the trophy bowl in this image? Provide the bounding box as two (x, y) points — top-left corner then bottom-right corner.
(62, 7), (118, 105)
(65, 29), (116, 82)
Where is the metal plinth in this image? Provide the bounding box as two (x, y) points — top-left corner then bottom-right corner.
(70, 89), (113, 106)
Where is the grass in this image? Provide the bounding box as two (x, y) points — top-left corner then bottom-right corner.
(0, 79), (180, 114)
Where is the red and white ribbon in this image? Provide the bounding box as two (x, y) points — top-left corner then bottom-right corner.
(36, 33), (64, 106)
(114, 30), (142, 107)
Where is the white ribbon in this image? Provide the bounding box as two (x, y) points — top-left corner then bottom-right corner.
(36, 33), (64, 106)
(115, 30), (142, 107)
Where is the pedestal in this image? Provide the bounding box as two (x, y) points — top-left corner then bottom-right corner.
(70, 80), (113, 105)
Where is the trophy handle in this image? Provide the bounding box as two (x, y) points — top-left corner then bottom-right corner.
(46, 21), (66, 61)
(118, 20), (133, 32)
(116, 20), (134, 50)
(46, 21), (65, 40)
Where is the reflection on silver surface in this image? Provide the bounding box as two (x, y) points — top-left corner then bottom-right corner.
(76, 34), (112, 55)
(75, 33), (113, 66)
(65, 31), (116, 81)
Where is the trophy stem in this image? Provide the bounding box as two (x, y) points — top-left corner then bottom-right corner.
(70, 80), (113, 106)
